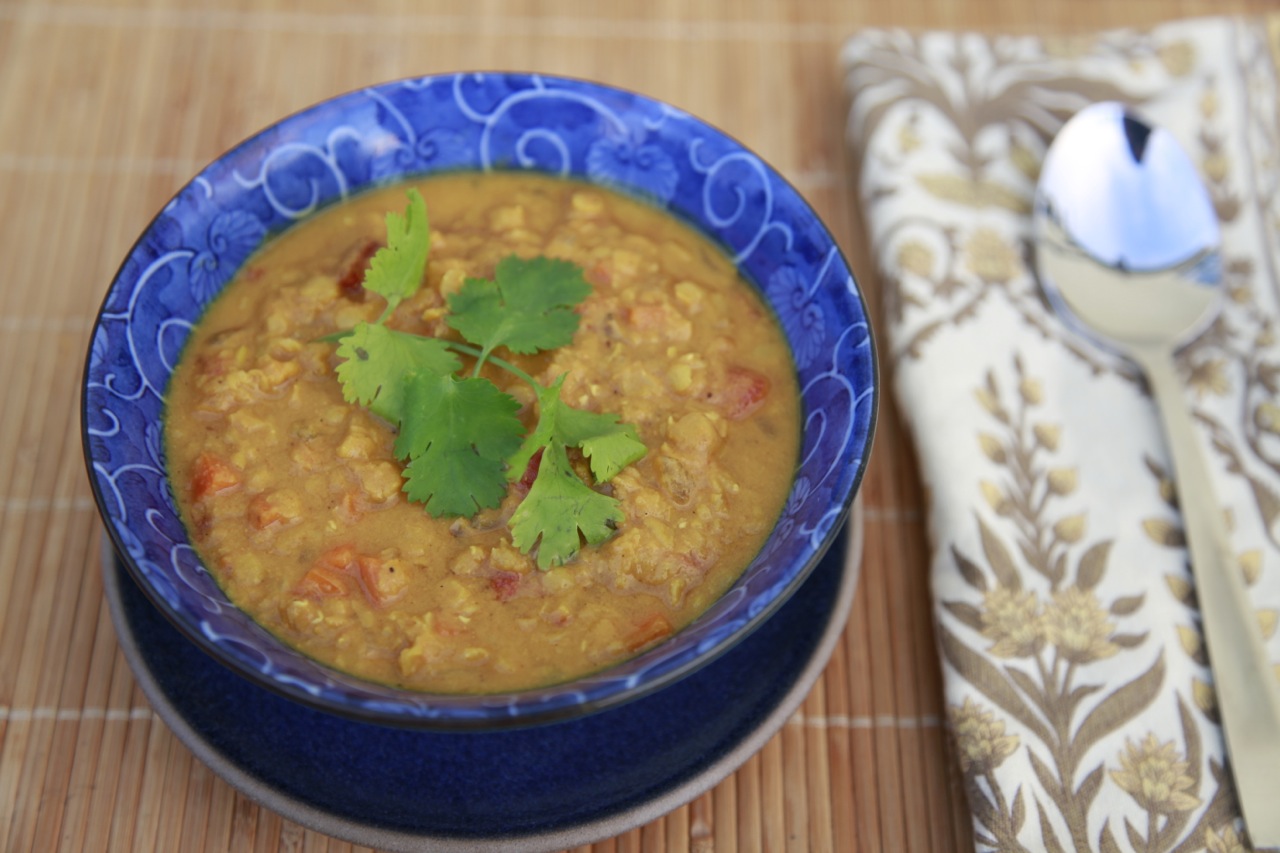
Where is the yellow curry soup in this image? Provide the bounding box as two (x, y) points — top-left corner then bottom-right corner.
(165, 172), (801, 694)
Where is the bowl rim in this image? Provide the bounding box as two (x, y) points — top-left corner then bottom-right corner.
(80, 70), (879, 730)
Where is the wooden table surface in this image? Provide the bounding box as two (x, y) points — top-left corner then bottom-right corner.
(2, 1), (1274, 850)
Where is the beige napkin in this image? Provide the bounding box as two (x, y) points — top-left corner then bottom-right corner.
(843, 15), (1280, 853)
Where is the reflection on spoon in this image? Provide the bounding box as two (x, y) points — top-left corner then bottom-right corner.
(1034, 101), (1280, 850)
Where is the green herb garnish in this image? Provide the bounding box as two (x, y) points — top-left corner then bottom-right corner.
(331, 189), (646, 568)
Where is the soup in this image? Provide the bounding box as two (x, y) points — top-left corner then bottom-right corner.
(165, 172), (800, 694)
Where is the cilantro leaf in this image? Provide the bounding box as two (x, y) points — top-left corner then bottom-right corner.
(510, 377), (646, 484)
(506, 382), (559, 483)
(509, 439), (625, 569)
(334, 322), (460, 423)
(555, 404), (647, 483)
(362, 187), (430, 316)
(329, 190), (647, 568)
(445, 255), (591, 362)
(397, 373), (524, 516)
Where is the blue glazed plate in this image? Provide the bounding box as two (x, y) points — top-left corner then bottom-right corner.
(82, 72), (877, 728)
(104, 505), (861, 852)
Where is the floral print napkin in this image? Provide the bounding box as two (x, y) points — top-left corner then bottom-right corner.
(842, 15), (1280, 853)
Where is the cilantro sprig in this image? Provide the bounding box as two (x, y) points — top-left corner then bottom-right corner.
(330, 189), (646, 568)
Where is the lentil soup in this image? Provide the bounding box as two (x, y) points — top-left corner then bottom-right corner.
(165, 172), (800, 694)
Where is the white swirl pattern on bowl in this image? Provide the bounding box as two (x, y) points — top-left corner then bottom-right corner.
(82, 72), (876, 728)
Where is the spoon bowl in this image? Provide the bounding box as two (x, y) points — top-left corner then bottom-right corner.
(1036, 101), (1222, 349)
(1034, 102), (1280, 849)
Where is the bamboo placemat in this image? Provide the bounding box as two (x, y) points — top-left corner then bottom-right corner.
(2, 1), (1274, 850)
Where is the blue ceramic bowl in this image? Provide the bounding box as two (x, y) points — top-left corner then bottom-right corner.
(81, 72), (877, 730)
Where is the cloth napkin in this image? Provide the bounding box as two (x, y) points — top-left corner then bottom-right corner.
(843, 15), (1280, 853)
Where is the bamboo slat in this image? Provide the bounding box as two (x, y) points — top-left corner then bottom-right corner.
(2, 0), (1275, 850)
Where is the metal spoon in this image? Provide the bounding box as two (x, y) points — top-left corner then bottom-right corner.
(1034, 102), (1280, 848)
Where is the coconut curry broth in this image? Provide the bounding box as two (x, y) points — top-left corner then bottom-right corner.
(165, 172), (800, 693)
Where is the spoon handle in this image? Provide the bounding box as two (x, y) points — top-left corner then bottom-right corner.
(1136, 345), (1280, 848)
